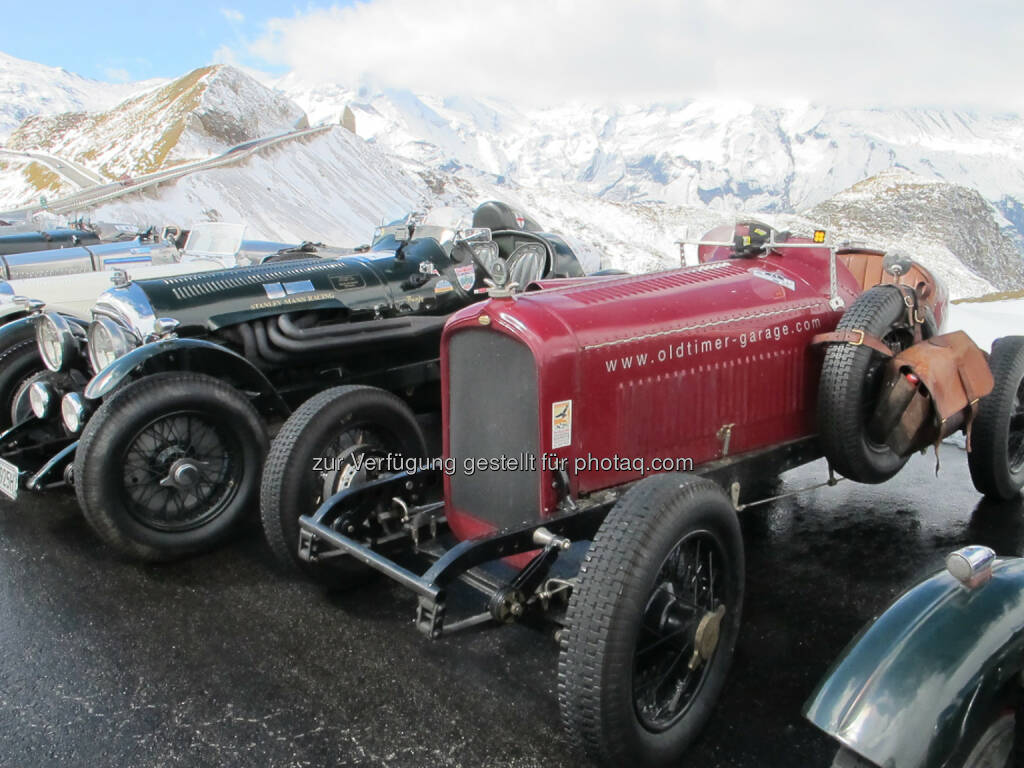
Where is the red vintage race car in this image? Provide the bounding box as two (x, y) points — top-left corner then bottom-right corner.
(259, 222), (1022, 767)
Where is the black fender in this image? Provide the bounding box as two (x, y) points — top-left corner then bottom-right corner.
(83, 338), (290, 418)
(804, 557), (1024, 768)
(0, 312), (90, 348)
(0, 315), (36, 350)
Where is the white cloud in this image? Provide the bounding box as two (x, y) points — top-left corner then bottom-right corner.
(212, 45), (239, 66)
(104, 67), (132, 83)
(247, 0), (1024, 110)
(221, 8), (245, 23)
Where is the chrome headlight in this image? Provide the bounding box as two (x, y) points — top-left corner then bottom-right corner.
(61, 392), (86, 434)
(29, 381), (52, 419)
(87, 316), (136, 373)
(35, 312), (78, 373)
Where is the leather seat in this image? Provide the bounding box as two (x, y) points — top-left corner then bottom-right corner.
(838, 249), (938, 297)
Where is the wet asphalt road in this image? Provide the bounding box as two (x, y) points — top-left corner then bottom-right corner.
(1, 443), (1021, 767)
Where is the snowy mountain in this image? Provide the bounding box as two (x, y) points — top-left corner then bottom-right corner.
(1, 55), (1022, 298)
(277, 78), (1024, 251)
(9, 66), (306, 178)
(88, 125), (427, 246)
(807, 169), (1024, 295)
(0, 51), (159, 140)
(0, 66), (307, 206)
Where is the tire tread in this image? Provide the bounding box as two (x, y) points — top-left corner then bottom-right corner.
(74, 371), (267, 561)
(968, 336), (1024, 499)
(557, 474), (742, 766)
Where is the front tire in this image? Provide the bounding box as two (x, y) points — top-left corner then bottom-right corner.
(557, 474), (744, 767)
(74, 372), (268, 561)
(259, 385), (426, 586)
(969, 336), (1024, 501)
(0, 324), (45, 430)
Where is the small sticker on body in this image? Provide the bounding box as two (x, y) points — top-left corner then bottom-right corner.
(750, 268), (796, 292)
(551, 400), (572, 449)
(331, 274), (365, 290)
(455, 264), (476, 291)
(434, 279), (454, 295)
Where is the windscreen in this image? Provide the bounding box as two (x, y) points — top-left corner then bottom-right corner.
(183, 222), (245, 258)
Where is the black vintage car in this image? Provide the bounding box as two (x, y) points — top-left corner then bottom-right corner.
(0, 202), (587, 561)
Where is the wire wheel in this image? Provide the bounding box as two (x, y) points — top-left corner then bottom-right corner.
(312, 426), (393, 504)
(74, 372), (267, 561)
(558, 474), (743, 767)
(121, 410), (241, 532)
(259, 385), (427, 582)
(634, 531), (725, 733)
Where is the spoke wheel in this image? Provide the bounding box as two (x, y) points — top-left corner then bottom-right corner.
(558, 474), (743, 767)
(260, 385), (427, 586)
(74, 372), (267, 561)
(634, 532), (726, 732)
(312, 427), (392, 504)
(121, 410), (241, 532)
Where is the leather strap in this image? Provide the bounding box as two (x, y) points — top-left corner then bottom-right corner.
(812, 329), (894, 357)
(957, 364), (982, 453)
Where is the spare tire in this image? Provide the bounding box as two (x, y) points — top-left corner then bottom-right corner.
(818, 285), (935, 483)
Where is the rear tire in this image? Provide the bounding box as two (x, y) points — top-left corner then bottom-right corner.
(968, 336), (1024, 501)
(259, 385), (426, 586)
(74, 372), (267, 561)
(819, 286), (932, 483)
(557, 474), (743, 767)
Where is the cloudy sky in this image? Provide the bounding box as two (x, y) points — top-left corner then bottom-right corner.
(2, 0), (1021, 109)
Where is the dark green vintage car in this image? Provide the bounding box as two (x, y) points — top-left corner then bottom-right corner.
(807, 543), (1024, 768)
(0, 202), (587, 561)
(807, 335), (1024, 768)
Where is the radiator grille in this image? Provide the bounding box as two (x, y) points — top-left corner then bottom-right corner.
(448, 330), (540, 528)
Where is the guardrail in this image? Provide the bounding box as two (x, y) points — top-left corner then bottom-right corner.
(0, 124), (333, 220)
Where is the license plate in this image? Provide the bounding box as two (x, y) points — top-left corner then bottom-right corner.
(0, 457), (19, 500)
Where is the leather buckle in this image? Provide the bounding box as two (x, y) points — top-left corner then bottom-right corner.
(851, 329), (865, 346)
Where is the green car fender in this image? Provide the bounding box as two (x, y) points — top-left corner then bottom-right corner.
(0, 311), (88, 347)
(83, 337), (290, 417)
(804, 557), (1024, 768)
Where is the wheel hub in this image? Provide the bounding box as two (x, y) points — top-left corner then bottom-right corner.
(689, 605), (726, 671)
(159, 458), (205, 490)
